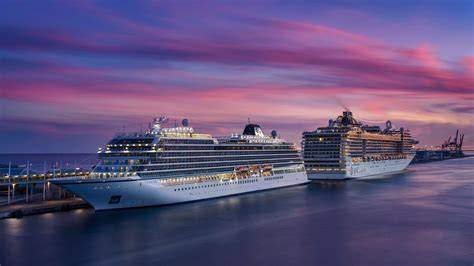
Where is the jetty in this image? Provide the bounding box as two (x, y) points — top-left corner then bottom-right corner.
(0, 164), (92, 219)
(1, 169), (90, 203)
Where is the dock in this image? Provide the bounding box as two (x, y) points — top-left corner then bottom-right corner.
(0, 198), (90, 219)
(412, 150), (467, 163)
(0, 169), (90, 204)
(412, 129), (467, 164)
(0, 167), (92, 219)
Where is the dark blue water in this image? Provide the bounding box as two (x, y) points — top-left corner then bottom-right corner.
(0, 157), (472, 266)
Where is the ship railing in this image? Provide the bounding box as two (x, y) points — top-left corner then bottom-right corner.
(1, 171), (91, 185)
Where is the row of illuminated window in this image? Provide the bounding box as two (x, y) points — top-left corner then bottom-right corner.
(142, 159), (302, 171)
(303, 151), (340, 155)
(147, 154), (300, 164)
(160, 139), (215, 145)
(159, 150), (298, 157)
(108, 138), (154, 145)
(99, 149), (298, 158)
(173, 179), (259, 192)
(139, 162), (301, 177)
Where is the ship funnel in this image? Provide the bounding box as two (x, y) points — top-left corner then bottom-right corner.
(182, 118), (189, 127)
(342, 111), (353, 117)
(271, 130), (278, 138)
(341, 111), (353, 126)
(243, 124), (264, 137)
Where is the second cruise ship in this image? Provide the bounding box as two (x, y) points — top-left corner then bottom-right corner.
(52, 117), (308, 210)
(303, 111), (415, 180)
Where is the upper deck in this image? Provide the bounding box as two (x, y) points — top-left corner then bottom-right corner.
(303, 111), (415, 173)
(93, 116), (302, 178)
(303, 111), (413, 144)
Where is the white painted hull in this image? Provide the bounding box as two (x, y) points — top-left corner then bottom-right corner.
(307, 154), (415, 180)
(53, 172), (309, 211)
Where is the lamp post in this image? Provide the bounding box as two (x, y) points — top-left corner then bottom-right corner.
(26, 161), (30, 203)
(12, 183), (16, 201)
(7, 179), (11, 205)
(7, 162), (11, 205)
(43, 161), (46, 201)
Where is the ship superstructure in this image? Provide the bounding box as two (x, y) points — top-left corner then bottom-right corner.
(52, 117), (308, 210)
(303, 111), (415, 179)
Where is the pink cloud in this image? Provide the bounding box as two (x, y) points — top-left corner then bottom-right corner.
(1, 7), (473, 152)
(461, 56), (474, 74)
(400, 44), (443, 69)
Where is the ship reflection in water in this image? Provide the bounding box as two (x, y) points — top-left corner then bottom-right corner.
(1, 157), (473, 266)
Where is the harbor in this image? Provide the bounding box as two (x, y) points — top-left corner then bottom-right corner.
(0, 154), (96, 219)
(0, 115), (471, 266)
(413, 130), (467, 163)
(1, 155), (472, 266)
(2, 1), (473, 265)
(0, 148), (470, 220)
(0, 169), (92, 219)
(0, 125), (469, 219)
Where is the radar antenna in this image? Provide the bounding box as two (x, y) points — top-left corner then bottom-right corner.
(151, 115), (168, 133)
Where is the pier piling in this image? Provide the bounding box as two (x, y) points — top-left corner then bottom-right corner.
(25, 182), (29, 203)
(43, 182), (46, 201)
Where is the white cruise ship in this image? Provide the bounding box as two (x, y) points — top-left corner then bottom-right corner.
(52, 117), (308, 210)
(302, 111), (415, 180)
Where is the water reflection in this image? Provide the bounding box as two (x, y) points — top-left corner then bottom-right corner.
(0, 157), (473, 266)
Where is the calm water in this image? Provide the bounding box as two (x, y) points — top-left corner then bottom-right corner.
(0, 157), (473, 266)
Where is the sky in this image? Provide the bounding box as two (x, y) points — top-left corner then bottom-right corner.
(0, 0), (473, 153)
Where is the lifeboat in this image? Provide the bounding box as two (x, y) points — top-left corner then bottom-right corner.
(250, 165), (261, 172)
(263, 164), (273, 170)
(235, 166), (249, 172)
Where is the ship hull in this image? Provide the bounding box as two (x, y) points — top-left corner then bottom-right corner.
(307, 154), (415, 180)
(52, 172), (308, 211)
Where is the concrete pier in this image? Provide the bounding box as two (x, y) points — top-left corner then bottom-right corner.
(0, 198), (90, 219)
(0, 169), (92, 219)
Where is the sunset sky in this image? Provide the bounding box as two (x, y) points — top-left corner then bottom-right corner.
(1, 0), (473, 153)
